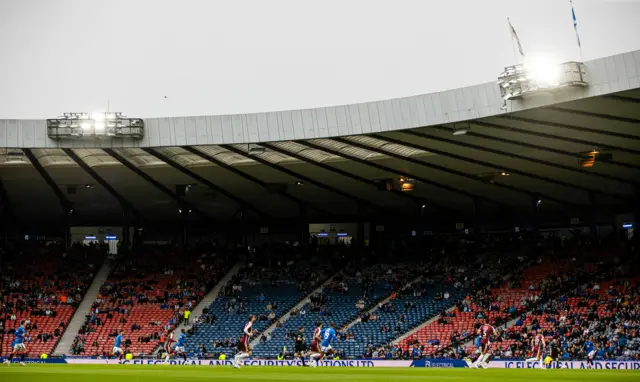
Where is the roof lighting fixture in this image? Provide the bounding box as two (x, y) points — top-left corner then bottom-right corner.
(400, 177), (416, 192)
(497, 59), (588, 101)
(248, 144), (266, 155)
(579, 150), (611, 168)
(47, 112), (144, 140)
(452, 123), (470, 136)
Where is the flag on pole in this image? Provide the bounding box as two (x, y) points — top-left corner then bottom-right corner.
(570, 0), (581, 47)
(507, 18), (525, 58)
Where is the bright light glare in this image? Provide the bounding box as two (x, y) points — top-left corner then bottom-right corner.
(94, 122), (105, 132)
(92, 112), (105, 121)
(525, 55), (560, 86)
(80, 122), (91, 130)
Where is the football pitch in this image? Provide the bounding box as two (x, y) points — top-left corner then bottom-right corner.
(0, 365), (639, 382)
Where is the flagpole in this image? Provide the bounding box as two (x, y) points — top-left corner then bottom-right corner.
(570, 0), (584, 61)
(507, 18), (519, 64)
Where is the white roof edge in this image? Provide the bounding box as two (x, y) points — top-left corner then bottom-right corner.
(1, 49), (639, 149)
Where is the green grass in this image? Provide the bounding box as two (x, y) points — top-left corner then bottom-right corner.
(0, 365), (638, 382)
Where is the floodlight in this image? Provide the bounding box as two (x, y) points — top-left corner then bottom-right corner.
(48, 111), (144, 140)
(497, 59), (588, 101)
(525, 55), (561, 86)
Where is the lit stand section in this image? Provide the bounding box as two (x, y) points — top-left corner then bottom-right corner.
(47, 112), (144, 140)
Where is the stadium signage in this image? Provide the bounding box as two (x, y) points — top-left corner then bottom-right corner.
(491, 361), (640, 370)
(9, 358), (640, 369)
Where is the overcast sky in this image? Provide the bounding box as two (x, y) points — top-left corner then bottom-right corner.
(1, 0), (639, 119)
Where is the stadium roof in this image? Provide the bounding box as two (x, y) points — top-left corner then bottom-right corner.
(0, 50), (639, 226)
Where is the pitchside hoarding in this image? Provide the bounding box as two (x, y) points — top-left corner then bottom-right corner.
(3, 358), (640, 369)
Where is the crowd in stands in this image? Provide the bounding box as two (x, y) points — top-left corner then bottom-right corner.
(185, 244), (337, 358)
(70, 244), (229, 356)
(397, 235), (638, 362)
(1, 241), (106, 356)
(483, 267), (640, 361)
(1, 229), (636, 363)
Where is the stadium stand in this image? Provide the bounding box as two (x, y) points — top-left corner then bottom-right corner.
(489, 264), (640, 361)
(184, 246), (336, 357)
(0, 243), (105, 357)
(249, 262), (423, 358)
(389, 239), (634, 361)
(70, 245), (228, 356)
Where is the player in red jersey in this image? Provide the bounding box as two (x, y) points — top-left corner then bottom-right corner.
(308, 321), (323, 367)
(525, 330), (546, 369)
(162, 330), (175, 363)
(472, 320), (495, 368)
(233, 315), (256, 368)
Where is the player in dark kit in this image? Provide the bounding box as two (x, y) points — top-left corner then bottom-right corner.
(294, 326), (308, 366)
(233, 315), (256, 368)
(548, 338), (564, 368)
(308, 321), (323, 367)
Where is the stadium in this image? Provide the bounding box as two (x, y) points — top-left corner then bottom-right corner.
(1, 1), (639, 381)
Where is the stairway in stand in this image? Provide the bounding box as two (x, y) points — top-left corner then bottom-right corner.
(53, 259), (113, 355)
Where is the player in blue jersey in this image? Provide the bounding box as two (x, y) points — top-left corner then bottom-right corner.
(111, 330), (126, 362)
(584, 340), (596, 368)
(315, 322), (337, 366)
(464, 336), (483, 368)
(3, 320), (27, 366)
(172, 329), (188, 362)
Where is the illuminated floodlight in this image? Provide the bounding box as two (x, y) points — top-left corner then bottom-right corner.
(525, 55), (561, 86)
(47, 111), (144, 140)
(497, 58), (588, 101)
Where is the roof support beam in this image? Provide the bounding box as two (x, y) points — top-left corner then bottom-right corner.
(23, 149), (74, 215)
(499, 115), (640, 144)
(546, 106), (640, 127)
(445, 125), (639, 186)
(339, 136), (581, 208)
(402, 130), (634, 201)
(604, 95), (640, 104)
(180, 146), (333, 217)
(220, 144), (387, 215)
(142, 148), (273, 220)
(260, 142), (439, 211)
(474, 120), (640, 168)
(63, 149), (141, 221)
(296, 141), (477, 213)
(103, 148), (213, 223)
